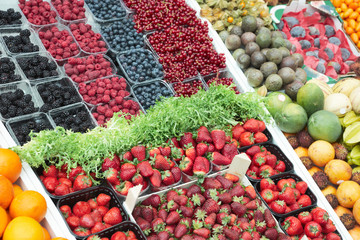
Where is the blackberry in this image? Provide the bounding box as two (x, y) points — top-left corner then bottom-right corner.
(17, 55), (59, 80)
(3, 30), (38, 54)
(23, 107), (34, 114)
(0, 106), (7, 114)
(0, 57), (21, 84)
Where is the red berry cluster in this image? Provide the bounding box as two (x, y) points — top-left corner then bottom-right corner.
(149, 23), (226, 83)
(19, 0), (58, 26)
(39, 165), (93, 196)
(78, 76), (130, 106)
(69, 22), (107, 53)
(60, 193), (124, 236)
(172, 79), (204, 97)
(245, 145), (287, 180)
(39, 26), (80, 60)
(231, 119), (268, 147)
(123, 0), (198, 32)
(281, 208), (340, 239)
(259, 177), (313, 215)
(65, 55), (114, 83)
(51, 0), (86, 21)
(134, 176), (287, 240)
(87, 230), (138, 240)
(92, 98), (141, 125)
(207, 76), (240, 94)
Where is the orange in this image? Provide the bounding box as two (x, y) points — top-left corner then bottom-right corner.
(3, 216), (45, 240)
(43, 227), (51, 240)
(350, 2), (359, 9)
(294, 146), (308, 158)
(12, 184), (22, 197)
(345, 0), (353, 5)
(51, 238), (69, 240)
(344, 20), (349, 28)
(308, 140), (335, 167)
(352, 32), (360, 42)
(346, 26), (355, 34)
(333, 0), (342, 7)
(341, 2), (348, 11)
(350, 11), (360, 18)
(349, 18), (357, 28)
(357, 41), (360, 48)
(344, 8), (354, 17)
(9, 190), (47, 222)
(0, 175), (14, 209)
(0, 149), (21, 183)
(0, 207), (9, 237)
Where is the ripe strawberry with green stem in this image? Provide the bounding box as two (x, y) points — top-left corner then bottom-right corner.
(179, 157), (193, 175)
(296, 181), (308, 195)
(311, 207), (329, 226)
(196, 142), (208, 156)
(232, 123), (245, 140)
(270, 200), (286, 214)
(180, 132), (195, 148)
(115, 181), (134, 196)
(159, 146), (171, 157)
(150, 169), (162, 188)
(193, 157), (210, 176)
(275, 160), (286, 172)
(282, 216), (303, 236)
(136, 161), (154, 177)
(103, 207), (123, 225)
(171, 147), (184, 162)
(196, 126), (213, 143)
(73, 174), (93, 191)
(132, 172), (144, 186)
(209, 152), (232, 166)
(104, 168), (119, 185)
(211, 129), (226, 150)
(298, 195), (312, 208)
(265, 154), (277, 168)
(254, 132), (268, 143)
(279, 187), (297, 205)
(151, 154), (171, 170)
(162, 170), (175, 186)
(131, 145), (146, 161)
(260, 178), (276, 191)
(261, 189), (276, 203)
(221, 143), (238, 160)
(149, 148), (161, 157)
(239, 132), (255, 146)
(120, 163), (136, 181)
(243, 118), (259, 132)
(259, 165), (275, 178)
(304, 221), (322, 238)
(185, 144), (196, 161)
(96, 193), (111, 206)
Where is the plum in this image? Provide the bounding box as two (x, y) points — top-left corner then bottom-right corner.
(284, 17), (299, 28)
(314, 38), (320, 48)
(277, 20), (284, 30)
(329, 37), (341, 46)
(325, 25), (335, 37)
(341, 48), (351, 61)
(316, 62), (326, 74)
(328, 61), (341, 73)
(290, 26), (306, 38)
(309, 26), (320, 36)
(324, 47), (334, 60)
(306, 50), (319, 58)
(299, 40), (311, 50)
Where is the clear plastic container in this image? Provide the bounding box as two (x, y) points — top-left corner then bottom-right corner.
(49, 0), (88, 26)
(132, 80), (174, 113)
(0, 4), (25, 30)
(201, 69), (242, 94)
(49, 102), (97, 132)
(67, 20), (109, 55)
(108, 179), (150, 200)
(0, 56), (24, 85)
(0, 80), (41, 121)
(14, 51), (61, 82)
(0, 27), (43, 56)
(63, 54), (117, 85)
(169, 76), (208, 97)
(5, 112), (55, 145)
(85, 221), (146, 240)
(84, 0), (128, 24)
(37, 23), (81, 65)
(35, 77), (83, 111)
(116, 48), (164, 85)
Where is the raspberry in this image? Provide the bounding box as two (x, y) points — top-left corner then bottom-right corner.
(104, 109), (113, 118)
(102, 95), (110, 103)
(115, 96), (123, 104)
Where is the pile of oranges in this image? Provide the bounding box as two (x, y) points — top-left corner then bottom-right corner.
(332, 0), (360, 47)
(0, 148), (67, 240)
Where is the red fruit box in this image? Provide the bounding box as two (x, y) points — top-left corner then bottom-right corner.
(57, 186), (129, 239)
(255, 173), (318, 219)
(84, 221), (147, 240)
(242, 143), (295, 182)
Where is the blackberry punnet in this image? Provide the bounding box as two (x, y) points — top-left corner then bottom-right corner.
(18, 0), (58, 26)
(38, 78), (81, 111)
(52, 106), (95, 133)
(0, 57), (22, 84)
(17, 54), (59, 80)
(64, 54), (114, 83)
(69, 22), (107, 54)
(133, 81), (172, 110)
(86, 0), (126, 21)
(3, 29), (40, 54)
(51, 0), (86, 21)
(207, 76), (240, 94)
(0, 89), (38, 119)
(172, 79), (205, 97)
(0, 8), (22, 26)
(101, 19), (143, 52)
(118, 49), (163, 83)
(10, 117), (52, 145)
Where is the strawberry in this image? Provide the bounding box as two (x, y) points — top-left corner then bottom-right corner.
(245, 199), (260, 210)
(166, 210), (181, 225)
(180, 205), (193, 218)
(239, 132), (254, 147)
(173, 195), (188, 206)
(232, 123), (245, 140)
(211, 129), (226, 150)
(304, 221), (322, 238)
(229, 185), (245, 198)
(277, 179), (292, 190)
(80, 214), (95, 228)
(66, 215), (80, 229)
(136, 161), (154, 177)
(90, 222), (107, 234)
(257, 120), (266, 132)
(259, 165), (275, 178)
(196, 126), (212, 143)
(240, 231), (252, 240)
(74, 227), (91, 236)
(296, 181), (308, 195)
(42, 177), (58, 193)
(168, 137), (180, 148)
(158, 208), (168, 222)
(59, 178), (72, 188)
(97, 193), (111, 206)
(221, 143), (238, 160)
(90, 209), (102, 223)
(255, 220), (267, 234)
(185, 145), (196, 161)
(210, 152), (231, 166)
(174, 220), (188, 238)
(270, 200), (286, 214)
(115, 181), (134, 196)
(218, 192), (232, 204)
(322, 219), (336, 233)
(254, 132), (268, 143)
(42, 165), (58, 178)
(170, 167), (182, 183)
(142, 194), (161, 208)
(245, 185), (257, 200)
(159, 146), (171, 157)
(202, 199), (220, 214)
(311, 207), (329, 226)
(289, 202), (300, 211)
(207, 143), (215, 152)
(196, 142), (208, 156)
(193, 228), (211, 238)
(298, 195), (312, 207)
(87, 199), (97, 211)
(180, 132), (195, 148)
(264, 208), (276, 228)
(123, 151), (133, 161)
(101, 155), (121, 172)
(279, 187), (297, 205)
(150, 169), (162, 187)
(230, 202), (246, 217)
(171, 147), (184, 162)
(151, 218), (165, 233)
(224, 228), (240, 240)
(60, 205), (72, 218)
(104, 168), (119, 185)
(265, 154), (277, 168)
(162, 170), (175, 186)
(202, 177), (222, 189)
(204, 212), (216, 227)
(215, 175), (233, 189)
(275, 160), (286, 172)
(243, 119), (259, 132)
(246, 145), (262, 157)
(131, 145), (146, 161)
(103, 207), (123, 225)
(224, 173), (239, 182)
(158, 231), (170, 240)
(261, 189), (276, 203)
(253, 155), (266, 167)
(153, 155), (171, 170)
(54, 183), (70, 196)
(260, 178), (276, 191)
(111, 231), (127, 240)
(73, 201), (92, 217)
(73, 174), (93, 192)
(136, 217), (151, 232)
(141, 206), (154, 223)
(132, 173), (144, 186)
(96, 206), (108, 217)
(149, 148), (161, 157)
(326, 232), (341, 240)
(120, 163), (136, 181)
(179, 157), (193, 175)
(193, 157), (210, 176)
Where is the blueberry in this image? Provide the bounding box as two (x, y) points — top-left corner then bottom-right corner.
(316, 62), (326, 74)
(284, 17), (299, 28)
(324, 47), (334, 60)
(299, 40), (311, 50)
(314, 38), (320, 48)
(329, 37), (341, 46)
(325, 25), (335, 37)
(86, 0), (126, 20)
(341, 48), (351, 61)
(308, 26), (320, 36)
(290, 26), (306, 38)
(134, 82), (173, 110)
